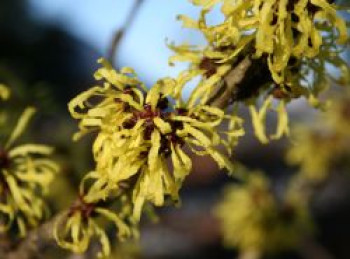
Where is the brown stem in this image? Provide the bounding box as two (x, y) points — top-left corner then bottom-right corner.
(207, 54), (272, 109)
(108, 0), (145, 66)
(207, 56), (253, 108)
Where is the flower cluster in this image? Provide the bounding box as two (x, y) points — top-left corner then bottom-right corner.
(54, 191), (135, 258)
(287, 92), (350, 181)
(215, 172), (313, 254)
(170, 0), (349, 143)
(179, 0), (348, 83)
(56, 0), (350, 256)
(56, 59), (244, 257)
(0, 86), (58, 237)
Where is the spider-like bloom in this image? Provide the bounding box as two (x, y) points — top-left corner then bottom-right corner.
(54, 188), (134, 258)
(286, 127), (341, 181)
(215, 172), (313, 254)
(168, 11), (256, 104)
(170, 0), (348, 144)
(287, 94), (350, 181)
(69, 59), (244, 220)
(0, 107), (59, 236)
(186, 0), (348, 85)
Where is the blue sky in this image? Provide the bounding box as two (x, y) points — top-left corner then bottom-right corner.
(27, 0), (212, 88)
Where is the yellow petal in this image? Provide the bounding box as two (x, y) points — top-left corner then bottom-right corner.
(6, 107), (36, 149)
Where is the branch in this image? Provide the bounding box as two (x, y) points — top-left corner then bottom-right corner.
(108, 0), (145, 66)
(207, 55), (272, 109)
(207, 56), (252, 108)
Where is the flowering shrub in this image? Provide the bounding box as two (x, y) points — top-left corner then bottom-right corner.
(0, 86), (58, 237)
(215, 172), (313, 254)
(0, 0), (349, 258)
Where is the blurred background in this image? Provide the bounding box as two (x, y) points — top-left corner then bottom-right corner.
(1, 0), (350, 259)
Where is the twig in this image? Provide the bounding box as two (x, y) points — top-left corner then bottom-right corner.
(207, 57), (252, 109)
(108, 0), (145, 66)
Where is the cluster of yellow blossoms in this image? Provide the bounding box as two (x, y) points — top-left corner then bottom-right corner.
(55, 59), (244, 257)
(171, 0), (349, 142)
(0, 85), (58, 237)
(287, 91), (350, 181)
(54, 192), (135, 257)
(215, 172), (313, 254)
(174, 0), (348, 256)
(55, 0), (349, 257)
(190, 0), (347, 81)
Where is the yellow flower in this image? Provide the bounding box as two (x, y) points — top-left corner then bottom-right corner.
(54, 191), (135, 258)
(286, 126), (342, 181)
(187, 0), (348, 83)
(0, 107), (59, 236)
(287, 94), (350, 181)
(215, 172), (313, 254)
(169, 1), (348, 146)
(69, 59), (243, 221)
(172, 0), (349, 113)
(168, 13), (255, 104)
